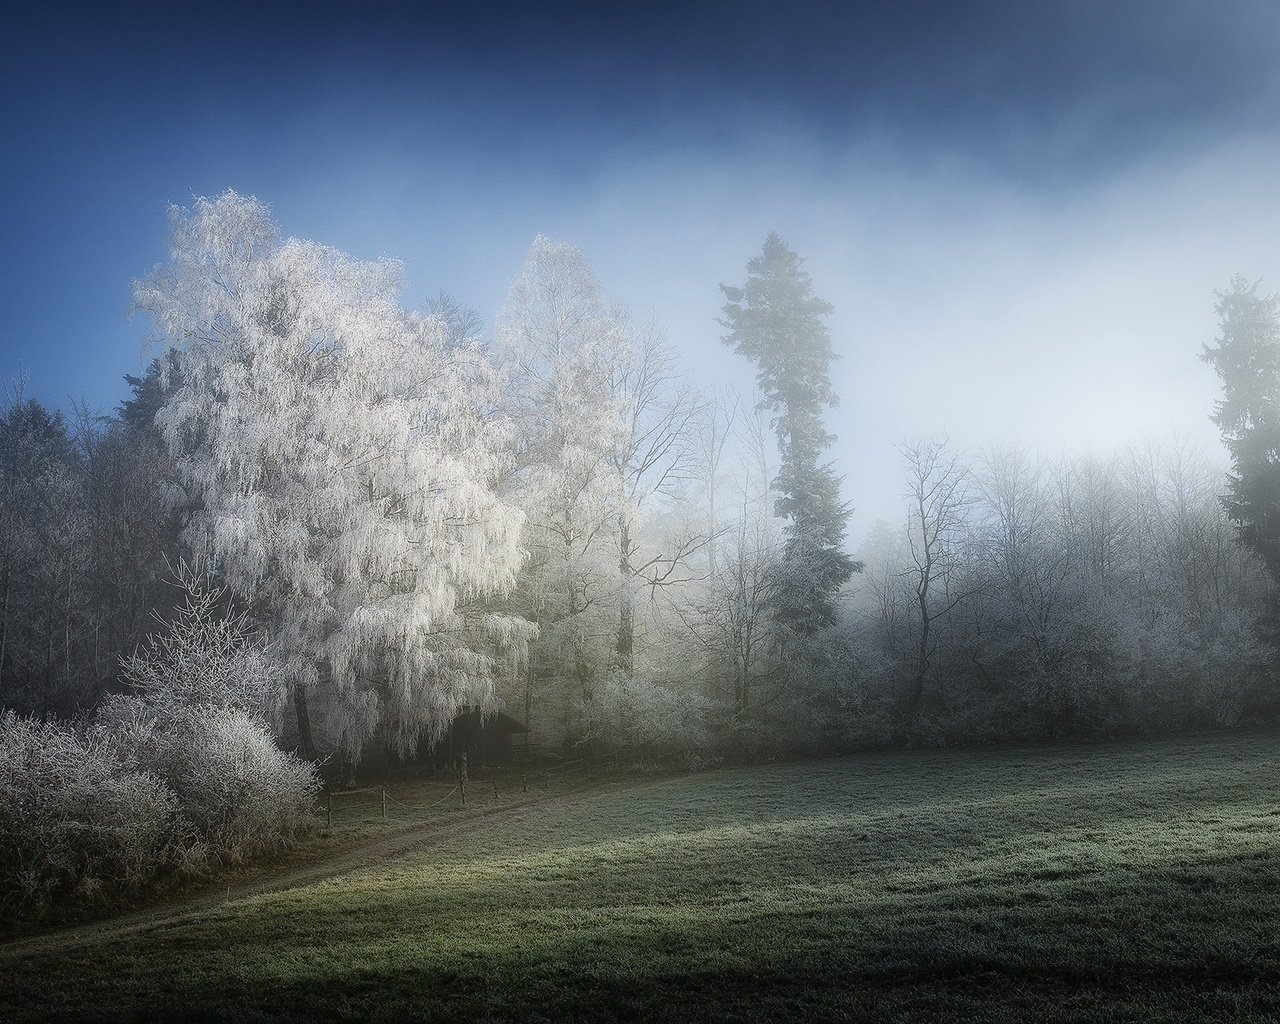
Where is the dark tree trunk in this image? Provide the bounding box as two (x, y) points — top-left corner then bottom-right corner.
(338, 750), (356, 789)
(63, 552), (73, 700)
(293, 683), (317, 762)
(617, 516), (634, 675)
(909, 585), (931, 721)
(0, 565), (10, 693)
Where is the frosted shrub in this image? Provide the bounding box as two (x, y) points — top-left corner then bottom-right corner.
(584, 671), (707, 758)
(0, 566), (319, 917)
(182, 708), (317, 855)
(120, 561), (288, 723)
(96, 699), (316, 862)
(0, 712), (182, 915)
(103, 567), (319, 862)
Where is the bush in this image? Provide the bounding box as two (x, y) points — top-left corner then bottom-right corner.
(119, 561), (288, 724)
(95, 697), (317, 863)
(583, 672), (708, 758)
(101, 564), (319, 862)
(0, 712), (185, 916)
(0, 568), (319, 918)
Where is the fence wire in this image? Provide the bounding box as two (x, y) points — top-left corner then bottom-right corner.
(316, 757), (619, 827)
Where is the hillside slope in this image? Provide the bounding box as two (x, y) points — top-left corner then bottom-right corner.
(4, 732), (1280, 1022)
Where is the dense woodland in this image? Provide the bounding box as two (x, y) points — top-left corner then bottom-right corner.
(2, 192), (1278, 914)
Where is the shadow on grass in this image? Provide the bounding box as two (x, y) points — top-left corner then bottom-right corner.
(6, 731), (1280, 1023)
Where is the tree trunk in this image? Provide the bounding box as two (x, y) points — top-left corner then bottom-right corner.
(0, 565), (11, 693)
(908, 585), (931, 722)
(523, 615), (536, 762)
(44, 599), (55, 698)
(338, 750), (356, 789)
(617, 516), (634, 675)
(707, 453), (718, 578)
(293, 683), (317, 762)
(63, 552), (73, 698)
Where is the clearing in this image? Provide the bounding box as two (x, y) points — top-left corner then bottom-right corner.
(4, 731), (1280, 1022)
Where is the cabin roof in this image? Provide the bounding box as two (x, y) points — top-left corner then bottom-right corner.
(454, 708), (528, 733)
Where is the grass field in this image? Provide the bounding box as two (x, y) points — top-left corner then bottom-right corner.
(4, 731), (1280, 1022)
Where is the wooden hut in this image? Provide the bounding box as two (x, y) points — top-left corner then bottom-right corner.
(439, 709), (528, 768)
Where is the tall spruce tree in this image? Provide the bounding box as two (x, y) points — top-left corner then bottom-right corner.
(720, 233), (857, 635)
(1201, 276), (1280, 639)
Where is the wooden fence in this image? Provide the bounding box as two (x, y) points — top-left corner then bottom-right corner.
(318, 756), (620, 827)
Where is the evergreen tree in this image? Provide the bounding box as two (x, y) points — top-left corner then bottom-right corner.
(720, 233), (858, 635)
(1201, 276), (1280, 639)
(118, 352), (181, 435)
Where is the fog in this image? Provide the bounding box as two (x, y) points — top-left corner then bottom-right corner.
(540, 136), (1279, 535)
(287, 131), (1276, 536)
(5, 1), (1280, 536)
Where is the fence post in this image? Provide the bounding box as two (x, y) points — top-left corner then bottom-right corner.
(522, 771), (527, 794)
(381, 787), (386, 820)
(493, 778), (499, 802)
(326, 793), (332, 829)
(460, 767), (466, 807)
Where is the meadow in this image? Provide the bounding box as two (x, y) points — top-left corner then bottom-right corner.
(4, 731), (1280, 1022)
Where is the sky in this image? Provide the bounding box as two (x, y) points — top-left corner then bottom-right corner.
(4, 0), (1280, 537)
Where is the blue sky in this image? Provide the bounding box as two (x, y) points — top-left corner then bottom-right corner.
(5, 1), (1280, 532)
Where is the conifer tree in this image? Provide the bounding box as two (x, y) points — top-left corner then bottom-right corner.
(720, 233), (857, 636)
(1202, 276), (1280, 639)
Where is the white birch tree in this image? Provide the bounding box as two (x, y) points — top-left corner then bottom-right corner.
(133, 192), (530, 766)
(496, 236), (627, 744)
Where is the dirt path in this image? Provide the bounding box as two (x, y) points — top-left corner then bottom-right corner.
(0, 774), (649, 963)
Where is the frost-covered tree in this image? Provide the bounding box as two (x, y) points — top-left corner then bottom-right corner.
(119, 561), (284, 720)
(673, 404), (784, 728)
(0, 381), (181, 718)
(497, 237), (707, 747)
(496, 236), (628, 743)
(102, 563), (316, 856)
(0, 395), (88, 713)
(77, 390), (184, 697)
(692, 387), (740, 579)
(133, 192), (530, 766)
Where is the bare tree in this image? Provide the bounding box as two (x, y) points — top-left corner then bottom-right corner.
(977, 443), (1072, 683)
(899, 437), (980, 722)
(674, 493), (782, 724)
(696, 387), (740, 578)
(607, 325), (703, 674)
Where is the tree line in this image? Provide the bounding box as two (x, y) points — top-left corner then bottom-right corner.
(3, 192), (1278, 776)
